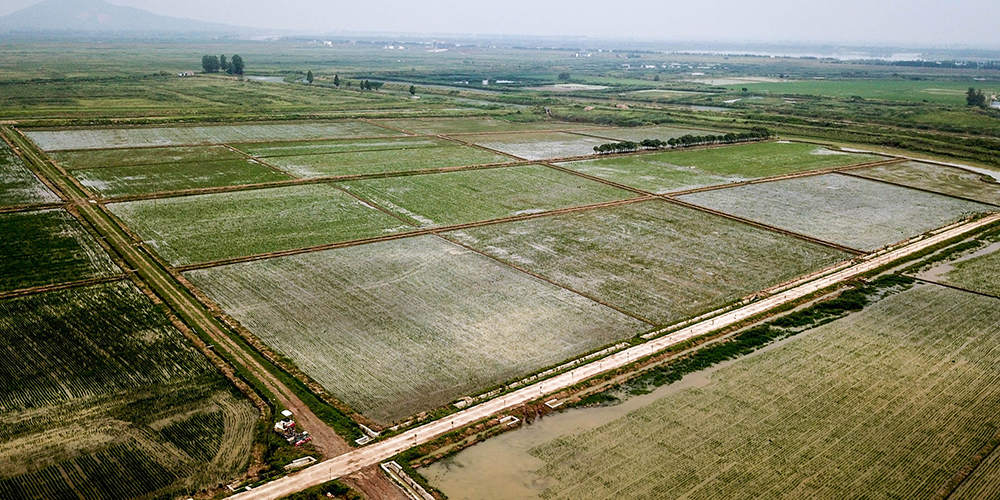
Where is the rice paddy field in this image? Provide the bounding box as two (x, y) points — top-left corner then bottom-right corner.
(679, 174), (990, 251)
(25, 121), (402, 151)
(262, 144), (512, 178)
(446, 200), (849, 325)
(853, 161), (1000, 205)
(582, 126), (725, 143)
(231, 136), (447, 157)
(465, 132), (611, 160)
(108, 184), (412, 265)
(560, 142), (877, 194)
(0, 281), (257, 500)
(0, 209), (120, 292)
(185, 235), (648, 424)
(940, 247), (1000, 297)
(376, 118), (593, 135)
(72, 159), (292, 197)
(338, 164), (634, 227)
(429, 284), (1000, 500)
(0, 140), (60, 207)
(49, 145), (245, 170)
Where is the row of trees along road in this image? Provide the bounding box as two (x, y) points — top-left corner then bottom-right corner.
(594, 129), (772, 154)
(201, 54), (244, 75)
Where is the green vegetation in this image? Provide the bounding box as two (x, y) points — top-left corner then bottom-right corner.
(0, 209), (120, 292)
(0, 281), (257, 500)
(265, 144), (512, 178)
(339, 164), (634, 227)
(593, 129), (770, 154)
(73, 159), (292, 197)
(232, 136), (446, 157)
(855, 161), (1000, 205)
(186, 235), (647, 424)
(277, 479), (360, 500)
(51, 145), (244, 169)
(377, 118), (583, 135)
(943, 247), (1000, 296)
(562, 142), (875, 194)
(108, 184), (412, 265)
(679, 174), (990, 251)
(728, 79), (1000, 105)
(587, 126), (718, 143)
(0, 140), (60, 207)
(523, 284), (1000, 500)
(448, 201), (850, 325)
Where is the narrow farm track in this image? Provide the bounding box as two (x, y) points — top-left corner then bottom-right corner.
(228, 212), (1000, 500)
(0, 127), (352, 458)
(0, 275), (126, 300)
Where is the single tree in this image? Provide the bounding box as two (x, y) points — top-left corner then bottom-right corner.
(333, 74), (340, 87)
(230, 55), (245, 75)
(371, 81), (384, 91)
(558, 71), (571, 81)
(220, 54), (228, 73)
(306, 71), (314, 84)
(653, 74), (660, 81)
(409, 85), (416, 95)
(201, 55), (220, 73)
(967, 87), (987, 107)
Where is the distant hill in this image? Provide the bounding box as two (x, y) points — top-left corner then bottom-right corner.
(0, 0), (244, 34)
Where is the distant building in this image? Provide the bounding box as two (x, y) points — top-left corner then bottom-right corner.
(177, 71), (194, 77)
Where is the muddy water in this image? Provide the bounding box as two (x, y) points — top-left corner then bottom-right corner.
(422, 369), (720, 500)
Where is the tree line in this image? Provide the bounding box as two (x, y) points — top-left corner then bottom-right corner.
(201, 54), (244, 75)
(593, 128), (772, 154)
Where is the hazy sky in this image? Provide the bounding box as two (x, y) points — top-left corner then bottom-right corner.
(3, 0), (999, 47)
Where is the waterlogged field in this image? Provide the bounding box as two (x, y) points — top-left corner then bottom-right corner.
(376, 118), (593, 135)
(466, 132), (611, 160)
(339, 164), (633, 227)
(186, 235), (647, 424)
(73, 159), (292, 197)
(560, 142), (877, 194)
(0, 209), (119, 292)
(942, 247), (1000, 297)
(582, 126), (724, 143)
(0, 281), (257, 500)
(447, 201), (849, 325)
(854, 161), (1000, 205)
(25, 121), (401, 151)
(679, 174), (990, 251)
(231, 136), (447, 157)
(50, 145), (245, 169)
(263, 144), (512, 178)
(429, 285), (1000, 500)
(109, 184), (411, 265)
(0, 140), (59, 207)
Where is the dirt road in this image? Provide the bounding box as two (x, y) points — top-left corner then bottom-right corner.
(228, 212), (1000, 500)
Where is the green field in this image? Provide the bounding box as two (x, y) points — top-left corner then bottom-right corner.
(728, 79), (1000, 105)
(0, 281), (257, 500)
(942, 247), (1000, 297)
(679, 174), (990, 251)
(446, 200), (849, 325)
(26, 121), (402, 151)
(376, 118), (592, 135)
(73, 159), (292, 197)
(50, 145), (245, 169)
(0, 140), (60, 207)
(263, 144), (512, 178)
(108, 184), (412, 265)
(232, 136), (447, 157)
(0, 209), (120, 292)
(513, 285), (1000, 500)
(854, 161), (1000, 205)
(582, 126), (724, 143)
(466, 132), (611, 160)
(560, 142), (876, 194)
(339, 164), (634, 227)
(185, 235), (647, 424)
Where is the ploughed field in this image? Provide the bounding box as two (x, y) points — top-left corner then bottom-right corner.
(468, 285), (1000, 500)
(0, 140), (60, 208)
(0, 281), (257, 500)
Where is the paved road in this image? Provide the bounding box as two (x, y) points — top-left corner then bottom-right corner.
(229, 212), (1000, 500)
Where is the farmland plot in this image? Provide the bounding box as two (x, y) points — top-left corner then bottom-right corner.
(264, 144), (512, 178)
(466, 132), (611, 160)
(0, 209), (119, 292)
(339, 164), (633, 227)
(72, 159), (292, 197)
(232, 136), (447, 158)
(109, 184), (412, 265)
(0, 281), (257, 499)
(949, 445), (1000, 499)
(679, 174), (991, 251)
(0, 140), (59, 207)
(50, 145), (244, 170)
(376, 118), (592, 135)
(447, 200), (849, 325)
(561, 142), (877, 194)
(471, 285), (1000, 500)
(854, 161), (1000, 205)
(582, 126), (726, 143)
(185, 235), (648, 424)
(25, 121), (401, 151)
(941, 246), (1000, 297)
